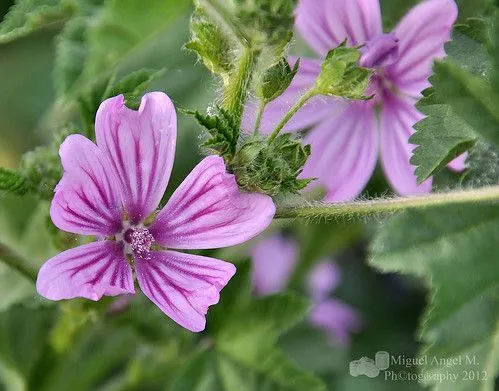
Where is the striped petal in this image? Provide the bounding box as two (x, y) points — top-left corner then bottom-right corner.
(135, 250), (236, 332)
(36, 241), (134, 301)
(386, 0), (457, 96)
(243, 58), (340, 134)
(50, 134), (123, 236)
(301, 102), (378, 201)
(150, 156), (275, 250)
(380, 93), (432, 195)
(296, 0), (382, 55)
(96, 92), (177, 224)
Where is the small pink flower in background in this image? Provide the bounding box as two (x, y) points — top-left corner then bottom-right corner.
(245, 0), (464, 201)
(36, 92), (275, 332)
(251, 235), (361, 345)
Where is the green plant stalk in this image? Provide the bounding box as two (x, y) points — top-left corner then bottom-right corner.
(268, 88), (316, 142)
(0, 242), (37, 282)
(253, 100), (266, 134)
(222, 47), (257, 123)
(275, 185), (499, 220)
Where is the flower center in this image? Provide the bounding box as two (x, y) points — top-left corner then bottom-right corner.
(359, 33), (399, 68)
(123, 226), (155, 257)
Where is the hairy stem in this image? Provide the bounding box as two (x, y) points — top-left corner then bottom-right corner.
(222, 47), (257, 123)
(275, 186), (499, 220)
(253, 100), (266, 135)
(268, 89), (316, 142)
(0, 242), (37, 282)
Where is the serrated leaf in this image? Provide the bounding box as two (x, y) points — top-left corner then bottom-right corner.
(193, 107), (240, 160)
(433, 61), (499, 148)
(0, 0), (76, 44)
(0, 168), (27, 196)
(369, 204), (499, 391)
(410, 100), (477, 183)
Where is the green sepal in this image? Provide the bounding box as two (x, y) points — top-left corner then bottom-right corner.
(256, 58), (299, 104)
(0, 168), (28, 196)
(314, 42), (372, 100)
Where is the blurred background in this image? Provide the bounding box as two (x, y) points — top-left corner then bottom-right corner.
(0, 0), (493, 390)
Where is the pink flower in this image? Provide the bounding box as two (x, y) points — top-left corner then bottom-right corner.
(251, 235), (360, 345)
(36, 92), (275, 332)
(245, 0), (465, 201)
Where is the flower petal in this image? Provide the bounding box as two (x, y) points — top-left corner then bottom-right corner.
(150, 156), (275, 249)
(135, 250), (236, 332)
(95, 92), (177, 224)
(301, 102), (378, 201)
(309, 299), (362, 346)
(380, 93), (432, 195)
(243, 58), (341, 134)
(50, 134), (123, 236)
(296, 0), (382, 55)
(307, 261), (341, 301)
(36, 241), (134, 301)
(251, 235), (298, 296)
(386, 0), (457, 96)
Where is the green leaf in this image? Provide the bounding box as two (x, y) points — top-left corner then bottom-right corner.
(369, 204), (499, 390)
(0, 168), (27, 196)
(192, 107), (240, 160)
(461, 141), (499, 187)
(256, 58), (299, 104)
(410, 98), (477, 183)
(433, 61), (499, 148)
(0, 0), (76, 44)
(314, 43), (371, 100)
(446, 18), (492, 80)
(55, 0), (189, 98)
(186, 5), (234, 78)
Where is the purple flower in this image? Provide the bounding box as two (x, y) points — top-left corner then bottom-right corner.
(36, 92), (276, 332)
(245, 0), (465, 201)
(251, 234), (360, 345)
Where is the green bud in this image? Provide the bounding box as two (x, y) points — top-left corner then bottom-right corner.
(233, 0), (297, 49)
(314, 42), (372, 100)
(186, 5), (234, 78)
(257, 58), (299, 104)
(20, 129), (75, 200)
(231, 133), (313, 196)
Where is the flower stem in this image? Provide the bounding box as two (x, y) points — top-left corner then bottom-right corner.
(253, 100), (266, 135)
(268, 89), (316, 142)
(0, 242), (37, 282)
(275, 186), (499, 220)
(222, 47), (257, 123)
